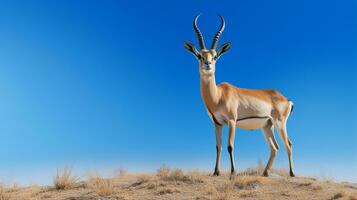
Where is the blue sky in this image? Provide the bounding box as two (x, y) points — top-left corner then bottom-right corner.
(0, 0), (356, 184)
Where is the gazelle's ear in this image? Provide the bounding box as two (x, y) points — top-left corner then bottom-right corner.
(184, 41), (201, 59)
(216, 42), (231, 60)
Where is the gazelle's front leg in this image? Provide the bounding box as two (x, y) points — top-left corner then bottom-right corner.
(213, 124), (223, 176)
(227, 119), (237, 177)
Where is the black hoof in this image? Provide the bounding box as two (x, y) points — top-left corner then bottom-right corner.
(213, 171), (220, 176)
(290, 171), (295, 177)
(229, 171), (236, 180)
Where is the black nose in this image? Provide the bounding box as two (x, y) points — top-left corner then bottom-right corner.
(204, 63), (211, 70)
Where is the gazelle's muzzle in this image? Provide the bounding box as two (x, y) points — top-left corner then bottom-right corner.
(203, 62), (212, 70)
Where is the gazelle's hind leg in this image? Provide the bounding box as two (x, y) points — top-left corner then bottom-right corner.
(261, 120), (279, 176)
(274, 119), (295, 177)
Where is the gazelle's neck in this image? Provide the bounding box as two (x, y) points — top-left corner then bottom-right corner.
(200, 74), (220, 109)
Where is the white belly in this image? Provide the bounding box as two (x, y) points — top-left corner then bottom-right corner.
(236, 118), (269, 130)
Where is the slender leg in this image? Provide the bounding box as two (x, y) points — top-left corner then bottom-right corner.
(227, 120), (237, 178)
(213, 125), (223, 176)
(261, 121), (279, 176)
(275, 120), (295, 177)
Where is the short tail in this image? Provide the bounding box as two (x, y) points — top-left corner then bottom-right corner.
(289, 100), (294, 115)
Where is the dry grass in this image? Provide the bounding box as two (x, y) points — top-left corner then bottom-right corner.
(137, 173), (155, 184)
(3, 165), (357, 200)
(211, 182), (235, 200)
(157, 165), (171, 178)
(185, 170), (206, 183)
(53, 167), (78, 190)
(297, 181), (323, 190)
(0, 185), (10, 200)
(87, 175), (115, 197)
(156, 165), (205, 183)
(239, 161), (290, 178)
(6, 183), (19, 193)
(239, 161), (265, 176)
(206, 174), (267, 200)
(330, 190), (357, 200)
(270, 168), (290, 177)
(156, 186), (179, 195)
(232, 175), (266, 190)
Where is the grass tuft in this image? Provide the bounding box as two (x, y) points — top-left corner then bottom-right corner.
(330, 191), (357, 200)
(156, 166), (205, 183)
(157, 187), (178, 195)
(137, 174), (154, 184)
(53, 167), (78, 190)
(213, 182), (235, 200)
(232, 175), (265, 190)
(240, 161), (265, 176)
(88, 175), (115, 197)
(157, 165), (171, 178)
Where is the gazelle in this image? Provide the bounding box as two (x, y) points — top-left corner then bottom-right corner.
(184, 15), (295, 177)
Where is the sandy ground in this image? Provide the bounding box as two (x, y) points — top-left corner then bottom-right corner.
(1, 166), (357, 200)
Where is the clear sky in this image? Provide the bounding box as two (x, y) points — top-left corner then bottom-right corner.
(0, 0), (356, 184)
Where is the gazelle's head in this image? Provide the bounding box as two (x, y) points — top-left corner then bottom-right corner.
(184, 15), (231, 76)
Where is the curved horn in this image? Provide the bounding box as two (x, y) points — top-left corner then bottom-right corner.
(193, 15), (206, 50)
(211, 15), (225, 49)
